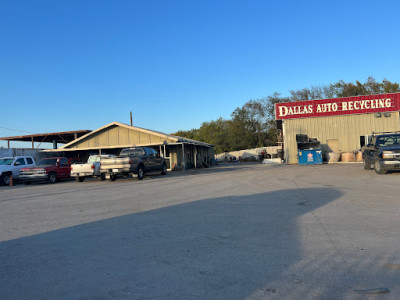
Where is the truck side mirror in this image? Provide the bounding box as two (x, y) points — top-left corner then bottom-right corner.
(14, 162), (20, 166)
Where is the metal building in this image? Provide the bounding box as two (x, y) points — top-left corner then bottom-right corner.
(275, 93), (400, 164)
(47, 122), (214, 170)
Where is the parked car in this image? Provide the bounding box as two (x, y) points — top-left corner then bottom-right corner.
(362, 132), (400, 174)
(19, 157), (80, 184)
(71, 155), (114, 182)
(0, 156), (36, 185)
(100, 147), (167, 181)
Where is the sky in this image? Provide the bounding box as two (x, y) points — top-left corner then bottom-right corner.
(1, 0), (400, 148)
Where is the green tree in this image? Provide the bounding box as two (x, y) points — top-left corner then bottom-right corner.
(197, 118), (231, 153)
(382, 79), (400, 93)
(228, 107), (257, 151)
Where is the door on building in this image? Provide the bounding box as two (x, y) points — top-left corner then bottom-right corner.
(162, 146), (171, 171)
(326, 139), (339, 153)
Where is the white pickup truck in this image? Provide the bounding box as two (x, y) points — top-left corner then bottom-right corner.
(71, 155), (114, 182)
(0, 156), (36, 185)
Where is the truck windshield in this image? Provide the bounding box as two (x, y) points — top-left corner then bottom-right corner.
(37, 159), (58, 166)
(376, 135), (400, 146)
(0, 158), (14, 165)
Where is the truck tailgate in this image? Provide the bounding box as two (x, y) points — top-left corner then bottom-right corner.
(71, 163), (94, 175)
(100, 157), (131, 171)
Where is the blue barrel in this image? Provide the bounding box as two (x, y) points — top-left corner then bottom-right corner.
(298, 149), (323, 165)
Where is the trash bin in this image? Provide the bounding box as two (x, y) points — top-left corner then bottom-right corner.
(277, 149), (284, 160)
(298, 149), (323, 165)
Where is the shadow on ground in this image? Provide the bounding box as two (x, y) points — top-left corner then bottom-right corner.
(2, 187), (390, 299)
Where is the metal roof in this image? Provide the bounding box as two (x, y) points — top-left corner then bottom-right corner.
(0, 130), (92, 144)
(39, 122), (212, 152)
(59, 122), (213, 149)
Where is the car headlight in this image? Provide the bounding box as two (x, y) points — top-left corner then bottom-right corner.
(382, 151), (394, 158)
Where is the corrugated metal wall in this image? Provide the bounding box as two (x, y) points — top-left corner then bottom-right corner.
(284, 112), (400, 164)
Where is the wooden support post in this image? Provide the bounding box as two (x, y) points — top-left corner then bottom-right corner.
(31, 137), (34, 149)
(182, 143), (185, 171)
(195, 146), (197, 168)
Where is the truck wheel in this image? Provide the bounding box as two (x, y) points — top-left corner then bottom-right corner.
(100, 174), (106, 181)
(76, 177), (85, 182)
(109, 174), (117, 181)
(24, 181), (31, 185)
(363, 158), (371, 170)
(374, 160), (387, 174)
(161, 163), (167, 175)
(48, 172), (58, 184)
(137, 165), (144, 180)
(1, 173), (11, 186)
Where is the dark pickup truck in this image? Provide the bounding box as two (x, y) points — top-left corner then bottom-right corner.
(100, 147), (167, 181)
(19, 157), (80, 184)
(362, 132), (400, 174)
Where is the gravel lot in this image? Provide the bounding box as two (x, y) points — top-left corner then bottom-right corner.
(1, 163), (400, 299)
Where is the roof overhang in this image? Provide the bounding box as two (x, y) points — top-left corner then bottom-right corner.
(43, 141), (214, 152)
(0, 130), (92, 144)
(59, 122), (213, 150)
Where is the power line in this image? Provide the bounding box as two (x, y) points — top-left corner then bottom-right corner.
(0, 126), (34, 134)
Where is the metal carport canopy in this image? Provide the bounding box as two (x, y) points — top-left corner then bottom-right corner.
(0, 130), (92, 149)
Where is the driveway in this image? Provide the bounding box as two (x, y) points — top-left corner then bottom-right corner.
(0, 163), (399, 299)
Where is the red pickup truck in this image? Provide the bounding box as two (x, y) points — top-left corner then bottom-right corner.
(19, 157), (80, 184)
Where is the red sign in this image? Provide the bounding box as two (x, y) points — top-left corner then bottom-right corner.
(275, 93), (400, 120)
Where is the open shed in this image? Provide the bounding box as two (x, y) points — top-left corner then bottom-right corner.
(44, 122), (214, 170)
(0, 130), (91, 149)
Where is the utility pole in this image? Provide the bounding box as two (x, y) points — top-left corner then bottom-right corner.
(130, 111), (133, 126)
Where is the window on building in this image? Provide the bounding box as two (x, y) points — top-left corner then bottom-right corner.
(360, 135), (373, 147)
(360, 136), (366, 147)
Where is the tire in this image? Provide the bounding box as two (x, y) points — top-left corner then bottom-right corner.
(1, 173), (11, 186)
(100, 174), (106, 181)
(363, 158), (371, 170)
(137, 165), (144, 180)
(374, 160), (387, 174)
(24, 181), (31, 185)
(48, 172), (58, 184)
(76, 177), (85, 182)
(160, 163), (167, 175)
(109, 174), (117, 181)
